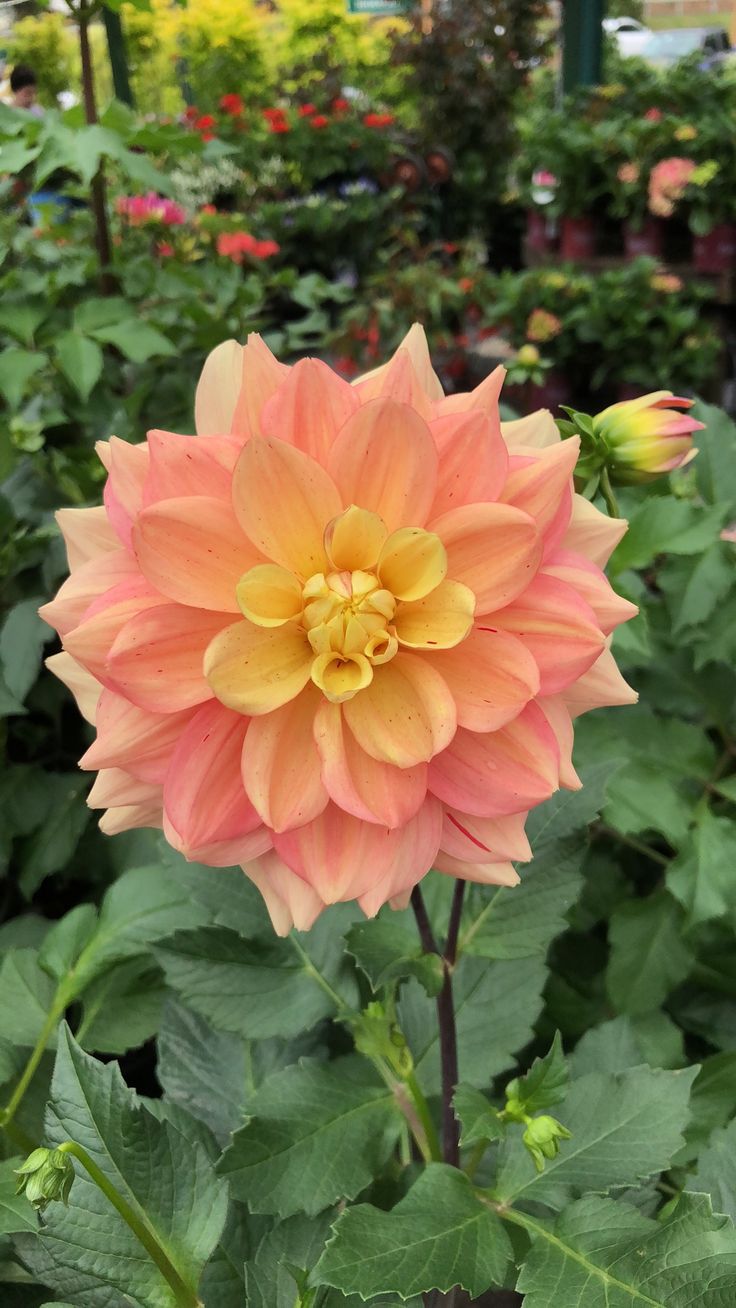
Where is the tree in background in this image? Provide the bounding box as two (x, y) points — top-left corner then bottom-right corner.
(391, 0), (553, 237)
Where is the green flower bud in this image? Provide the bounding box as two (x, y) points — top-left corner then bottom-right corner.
(522, 1115), (572, 1173)
(15, 1147), (75, 1211)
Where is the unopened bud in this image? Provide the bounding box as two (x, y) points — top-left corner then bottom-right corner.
(522, 1115), (572, 1173)
(15, 1147), (75, 1211)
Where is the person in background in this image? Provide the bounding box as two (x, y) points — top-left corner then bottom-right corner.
(9, 65), (43, 117)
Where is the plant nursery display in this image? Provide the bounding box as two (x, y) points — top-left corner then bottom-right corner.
(1, 2), (736, 1304)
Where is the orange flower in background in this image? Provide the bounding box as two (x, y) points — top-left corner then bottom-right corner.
(42, 326), (637, 934)
(216, 231), (280, 262)
(526, 309), (563, 343)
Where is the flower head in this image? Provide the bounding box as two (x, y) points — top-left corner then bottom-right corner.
(363, 112), (395, 128)
(650, 272), (682, 294)
(593, 391), (703, 482)
(298, 103), (317, 117)
(332, 97), (350, 113)
(644, 107), (662, 122)
(648, 157), (695, 217)
(216, 231), (280, 262)
(526, 309), (562, 343)
(16, 1148), (75, 1212)
(617, 163), (639, 185)
(674, 123), (697, 142)
(220, 93), (244, 116)
(42, 326), (636, 934)
(310, 114), (329, 129)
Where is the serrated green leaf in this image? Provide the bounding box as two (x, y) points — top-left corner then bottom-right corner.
(494, 1065), (698, 1208)
(15, 1027), (229, 1308)
(572, 1014), (684, 1077)
(453, 1085), (505, 1147)
(611, 499), (727, 573)
(679, 1053), (736, 1162)
(606, 892), (695, 1016)
(345, 919), (443, 996)
(0, 1158), (37, 1235)
(400, 955), (546, 1095)
(516, 1192), (736, 1306)
(156, 1000), (251, 1144)
(313, 1164), (512, 1300)
(689, 1118), (736, 1223)
(245, 1212), (336, 1308)
(76, 958), (167, 1056)
(156, 918), (358, 1039)
(54, 333), (103, 402)
(506, 1032), (569, 1114)
(200, 1204), (265, 1308)
(460, 762), (619, 961)
(218, 1058), (404, 1216)
(667, 814), (736, 928)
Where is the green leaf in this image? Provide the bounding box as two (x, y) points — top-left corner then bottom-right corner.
(156, 919), (358, 1040)
(313, 1164), (512, 1301)
(218, 1058), (404, 1216)
(606, 891), (695, 1016)
(400, 955), (546, 1094)
(460, 762), (619, 961)
(345, 919), (444, 996)
(0, 301), (47, 346)
(73, 296), (135, 334)
(610, 498), (727, 573)
(0, 948), (57, 1049)
(38, 905), (97, 984)
(679, 1053), (736, 1162)
(16, 1027), (229, 1308)
(691, 399), (736, 511)
(0, 1158), (37, 1235)
(453, 1084), (505, 1147)
(76, 958), (168, 1056)
(494, 1064), (698, 1208)
(516, 1192), (736, 1306)
(0, 348), (46, 409)
(689, 1118), (736, 1222)
(246, 1212), (335, 1308)
(200, 1205), (264, 1308)
(54, 333), (103, 402)
(660, 544), (735, 636)
(572, 1013), (684, 1077)
(506, 1032), (569, 1115)
(89, 321), (176, 362)
(17, 774), (90, 897)
(0, 598), (50, 704)
(156, 1000), (252, 1145)
(667, 815), (736, 928)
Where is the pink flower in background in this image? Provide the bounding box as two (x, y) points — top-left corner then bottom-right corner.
(644, 107), (663, 122)
(42, 326), (636, 934)
(648, 157), (695, 217)
(532, 170), (558, 188)
(116, 194), (187, 227)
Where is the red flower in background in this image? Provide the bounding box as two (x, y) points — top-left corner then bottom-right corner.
(332, 97), (350, 112)
(220, 93), (244, 116)
(363, 112), (395, 128)
(183, 105), (200, 123)
(263, 107), (289, 134)
(644, 107), (663, 122)
(217, 231), (280, 263)
(298, 103), (317, 117)
(310, 115), (329, 129)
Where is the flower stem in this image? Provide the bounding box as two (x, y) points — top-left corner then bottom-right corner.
(1, 1002), (64, 1130)
(410, 882), (466, 1168)
(599, 466), (620, 518)
(405, 1069), (442, 1163)
(57, 1142), (202, 1308)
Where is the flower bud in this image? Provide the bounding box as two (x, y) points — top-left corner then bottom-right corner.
(516, 344), (540, 367)
(522, 1115), (572, 1173)
(592, 392), (703, 484)
(15, 1147), (75, 1211)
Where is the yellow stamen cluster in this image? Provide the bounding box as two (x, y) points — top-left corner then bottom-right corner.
(234, 505), (474, 704)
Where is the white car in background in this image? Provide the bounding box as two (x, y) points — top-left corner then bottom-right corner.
(603, 15), (652, 57)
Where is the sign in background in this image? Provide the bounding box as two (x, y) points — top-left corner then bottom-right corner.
(347, 0), (407, 14)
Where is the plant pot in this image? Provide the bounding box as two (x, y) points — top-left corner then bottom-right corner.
(560, 215), (596, 260)
(623, 218), (663, 259)
(692, 223), (736, 274)
(526, 208), (555, 254)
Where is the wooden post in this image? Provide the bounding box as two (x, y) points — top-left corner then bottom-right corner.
(562, 0), (605, 94)
(77, 0), (114, 290)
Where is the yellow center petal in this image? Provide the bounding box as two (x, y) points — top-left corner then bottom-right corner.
(311, 650), (373, 703)
(236, 563), (303, 627)
(325, 505), (388, 571)
(377, 527), (447, 601)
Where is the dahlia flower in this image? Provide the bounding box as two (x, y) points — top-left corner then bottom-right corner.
(42, 326), (637, 934)
(592, 392), (703, 482)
